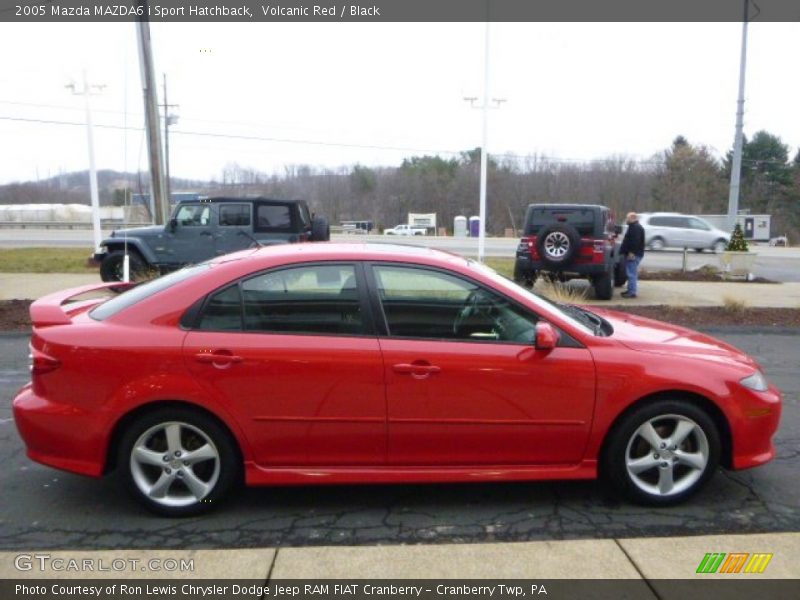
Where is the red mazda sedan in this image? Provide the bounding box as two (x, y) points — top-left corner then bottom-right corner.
(13, 244), (781, 516)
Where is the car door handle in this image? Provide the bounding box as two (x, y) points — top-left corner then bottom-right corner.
(194, 351), (243, 367)
(393, 362), (441, 378)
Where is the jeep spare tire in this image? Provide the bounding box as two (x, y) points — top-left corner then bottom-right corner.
(311, 216), (330, 242)
(536, 223), (580, 268)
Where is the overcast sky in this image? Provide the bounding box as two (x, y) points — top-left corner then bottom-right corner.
(0, 21), (798, 185)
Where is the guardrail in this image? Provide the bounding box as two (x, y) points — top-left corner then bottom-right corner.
(0, 221), (152, 230)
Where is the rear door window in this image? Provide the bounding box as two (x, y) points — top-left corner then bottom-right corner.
(218, 204), (251, 227)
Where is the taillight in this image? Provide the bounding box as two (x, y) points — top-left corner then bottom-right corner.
(29, 345), (60, 375)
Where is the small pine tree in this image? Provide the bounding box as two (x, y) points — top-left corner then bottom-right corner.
(726, 223), (750, 252)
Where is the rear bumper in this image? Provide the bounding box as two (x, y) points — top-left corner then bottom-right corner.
(12, 384), (106, 477)
(730, 384), (782, 470)
(514, 254), (611, 277)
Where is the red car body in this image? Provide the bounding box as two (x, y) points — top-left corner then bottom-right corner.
(13, 244), (781, 503)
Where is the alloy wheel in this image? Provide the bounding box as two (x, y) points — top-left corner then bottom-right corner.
(543, 231), (571, 258)
(129, 421), (220, 508)
(624, 414), (709, 497)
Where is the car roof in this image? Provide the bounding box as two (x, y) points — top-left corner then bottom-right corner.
(527, 203), (608, 211)
(209, 242), (470, 269)
(197, 197), (307, 205)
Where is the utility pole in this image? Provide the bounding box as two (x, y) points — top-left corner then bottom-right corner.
(160, 74), (179, 202)
(66, 71), (105, 254)
(136, 1), (169, 225)
(464, 21), (506, 262)
(727, 0), (750, 233)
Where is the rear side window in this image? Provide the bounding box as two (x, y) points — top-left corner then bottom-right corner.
(91, 264), (211, 321)
(197, 284), (242, 331)
(241, 264), (364, 335)
(255, 204), (292, 231)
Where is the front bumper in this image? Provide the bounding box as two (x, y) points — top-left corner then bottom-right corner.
(729, 383), (782, 470)
(12, 384), (107, 477)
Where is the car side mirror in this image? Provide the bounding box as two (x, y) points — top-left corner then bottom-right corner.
(614, 225), (623, 235)
(534, 322), (559, 351)
(168, 218), (177, 233)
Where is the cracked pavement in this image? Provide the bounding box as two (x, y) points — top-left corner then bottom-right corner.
(0, 330), (797, 550)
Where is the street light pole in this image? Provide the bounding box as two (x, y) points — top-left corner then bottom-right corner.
(161, 74), (179, 202)
(67, 71), (105, 254)
(478, 20), (490, 263)
(727, 0), (750, 233)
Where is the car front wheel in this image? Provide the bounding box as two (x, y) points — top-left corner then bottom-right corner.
(603, 400), (720, 505)
(118, 408), (240, 517)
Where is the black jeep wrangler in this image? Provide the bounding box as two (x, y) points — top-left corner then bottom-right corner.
(513, 203), (625, 300)
(94, 197), (330, 282)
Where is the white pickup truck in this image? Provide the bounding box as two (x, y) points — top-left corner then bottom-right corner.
(383, 224), (427, 236)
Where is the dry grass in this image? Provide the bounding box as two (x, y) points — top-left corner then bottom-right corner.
(722, 295), (748, 313)
(536, 280), (588, 304)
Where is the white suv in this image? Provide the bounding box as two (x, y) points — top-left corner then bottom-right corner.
(639, 213), (730, 253)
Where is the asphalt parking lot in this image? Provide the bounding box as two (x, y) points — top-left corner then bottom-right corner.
(0, 330), (797, 551)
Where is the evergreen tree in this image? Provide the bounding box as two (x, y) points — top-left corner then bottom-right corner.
(726, 222), (749, 252)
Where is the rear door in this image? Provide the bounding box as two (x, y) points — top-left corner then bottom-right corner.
(183, 262), (386, 466)
(214, 202), (253, 256)
(369, 263), (595, 466)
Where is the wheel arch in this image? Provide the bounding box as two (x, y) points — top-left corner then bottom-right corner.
(104, 399), (245, 475)
(102, 240), (157, 265)
(598, 390), (733, 472)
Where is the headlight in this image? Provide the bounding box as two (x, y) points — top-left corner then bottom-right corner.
(740, 371), (768, 392)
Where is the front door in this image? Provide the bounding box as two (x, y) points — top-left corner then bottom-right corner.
(369, 264), (595, 466)
(168, 203), (216, 263)
(183, 263), (386, 466)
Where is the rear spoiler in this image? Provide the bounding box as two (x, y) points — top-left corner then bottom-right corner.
(30, 282), (136, 327)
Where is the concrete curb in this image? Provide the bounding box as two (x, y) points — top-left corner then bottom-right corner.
(1, 532), (798, 580)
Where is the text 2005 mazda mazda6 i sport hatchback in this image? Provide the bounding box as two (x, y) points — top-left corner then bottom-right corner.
(13, 244), (781, 516)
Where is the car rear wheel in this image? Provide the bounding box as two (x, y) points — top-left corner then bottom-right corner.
(603, 400), (720, 505)
(592, 271), (613, 300)
(649, 237), (665, 251)
(613, 260), (628, 287)
(118, 408), (240, 517)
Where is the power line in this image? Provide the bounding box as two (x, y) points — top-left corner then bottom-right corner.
(0, 114), (790, 168)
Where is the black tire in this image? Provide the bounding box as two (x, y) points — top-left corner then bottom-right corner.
(592, 270), (613, 300)
(513, 262), (536, 289)
(100, 250), (146, 282)
(310, 216), (330, 242)
(694, 248), (704, 253)
(602, 399), (721, 506)
(117, 407), (241, 517)
(535, 223), (580, 269)
(613, 260), (628, 288)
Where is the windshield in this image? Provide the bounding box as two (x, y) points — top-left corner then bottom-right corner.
(467, 261), (595, 336)
(90, 263), (211, 321)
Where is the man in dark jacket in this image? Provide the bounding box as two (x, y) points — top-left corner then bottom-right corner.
(620, 212), (645, 298)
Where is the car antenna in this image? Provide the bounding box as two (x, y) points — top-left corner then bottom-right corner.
(237, 229), (263, 248)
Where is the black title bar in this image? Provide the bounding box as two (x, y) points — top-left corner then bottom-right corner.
(2, 0), (800, 23)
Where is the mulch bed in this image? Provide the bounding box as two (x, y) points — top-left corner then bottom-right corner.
(606, 305), (800, 328)
(639, 269), (776, 284)
(2, 299), (798, 332)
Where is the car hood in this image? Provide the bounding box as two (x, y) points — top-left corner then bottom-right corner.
(109, 225), (164, 239)
(587, 307), (758, 369)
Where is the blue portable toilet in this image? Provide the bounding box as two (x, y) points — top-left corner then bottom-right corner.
(469, 216), (480, 237)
